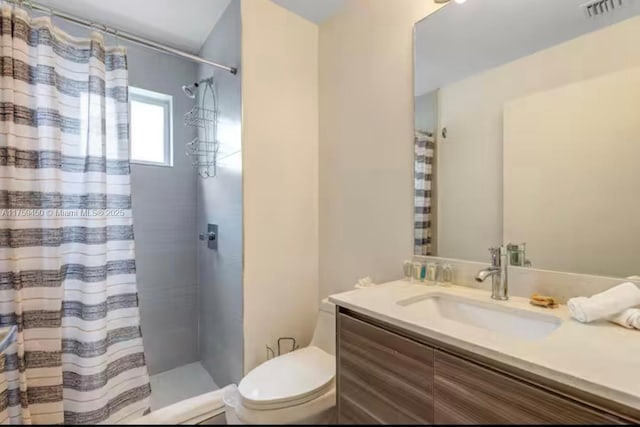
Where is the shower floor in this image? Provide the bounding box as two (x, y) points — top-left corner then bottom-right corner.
(150, 362), (219, 411)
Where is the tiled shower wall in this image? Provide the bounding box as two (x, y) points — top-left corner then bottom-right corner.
(128, 48), (200, 375)
(196, 0), (244, 387)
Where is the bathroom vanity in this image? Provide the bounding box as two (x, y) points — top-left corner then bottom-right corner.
(331, 2), (640, 423)
(330, 283), (640, 425)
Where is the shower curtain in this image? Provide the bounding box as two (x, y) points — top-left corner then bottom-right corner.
(0, 5), (150, 424)
(414, 131), (434, 256)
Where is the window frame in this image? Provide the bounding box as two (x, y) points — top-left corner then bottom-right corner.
(129, 86), (174, 167)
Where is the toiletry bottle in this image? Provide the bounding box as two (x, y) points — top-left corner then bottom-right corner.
(440, 264), (453, 287)
(403, 261), (413, 281)
(412, 262), (422, 282)
(426, 262), (439, 285)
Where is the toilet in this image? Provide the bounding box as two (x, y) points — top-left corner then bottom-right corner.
(228, 299), (336, 424)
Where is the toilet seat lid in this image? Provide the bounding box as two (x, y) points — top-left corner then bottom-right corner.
(238, 346), (335, 408)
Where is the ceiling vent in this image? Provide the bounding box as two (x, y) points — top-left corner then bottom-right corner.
(582, 0), (625, 17)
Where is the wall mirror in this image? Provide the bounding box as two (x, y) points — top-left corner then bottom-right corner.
(413, 0), (640, 278)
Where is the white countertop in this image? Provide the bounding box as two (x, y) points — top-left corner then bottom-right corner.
(329, 281), (640, 411)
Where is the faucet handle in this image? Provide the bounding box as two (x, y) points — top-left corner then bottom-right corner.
(488, 246), (502, 267)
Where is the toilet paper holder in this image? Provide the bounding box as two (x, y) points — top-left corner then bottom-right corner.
(266, 337), (299, 360)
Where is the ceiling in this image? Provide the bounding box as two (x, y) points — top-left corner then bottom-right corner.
(36, 0), (347, 54)
(415, 0), (640, 96)
(38, 0), (232, 53)
(272, 0), (348, 24)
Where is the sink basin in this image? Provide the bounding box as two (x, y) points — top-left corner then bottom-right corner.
(397, 293), (561, 341)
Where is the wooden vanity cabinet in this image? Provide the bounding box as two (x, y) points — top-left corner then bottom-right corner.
(337, 309), (636, 425)
(337, 312), (435, 424)
(434, 351), (625, 425)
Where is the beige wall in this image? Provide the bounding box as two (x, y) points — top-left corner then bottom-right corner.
(241, 0), (319, 371)
(319, 0), (441, 298)
(437, 15), (640, 264)
(504, 67), (640, 278)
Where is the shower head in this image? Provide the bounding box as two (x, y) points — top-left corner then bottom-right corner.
(182, 83), (197, 99)
(182, 77), (214, 99)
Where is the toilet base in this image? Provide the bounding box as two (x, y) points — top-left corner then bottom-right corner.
(227, 387), (336, 425)
(227, 407), (335, 425)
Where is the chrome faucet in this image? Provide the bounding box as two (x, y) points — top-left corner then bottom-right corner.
(476, 246), (509, 300)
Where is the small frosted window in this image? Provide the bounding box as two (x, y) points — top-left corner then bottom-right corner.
(129, 87), (173, 166)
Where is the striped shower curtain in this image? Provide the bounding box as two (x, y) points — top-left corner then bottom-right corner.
(414, 131), (435, 256)
(0, 5), (150, 424)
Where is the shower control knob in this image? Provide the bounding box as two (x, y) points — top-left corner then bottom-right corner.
(206, 224), (218, 250)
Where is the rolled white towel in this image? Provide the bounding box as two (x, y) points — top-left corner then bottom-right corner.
(354, 276), (376, 289)
(567, 282), (640, 323)
(609, 308), (640, 330)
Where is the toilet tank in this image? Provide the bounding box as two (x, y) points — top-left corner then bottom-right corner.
(310, 299), (336, 355)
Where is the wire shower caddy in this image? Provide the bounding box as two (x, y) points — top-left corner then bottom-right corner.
(184, 77), (219, 178)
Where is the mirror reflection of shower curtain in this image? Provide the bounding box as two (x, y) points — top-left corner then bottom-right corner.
(414, 131), (435, 256)
(0, 5), (150, 424)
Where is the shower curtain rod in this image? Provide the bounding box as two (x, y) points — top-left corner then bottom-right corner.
(4, 0), (238, 75)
